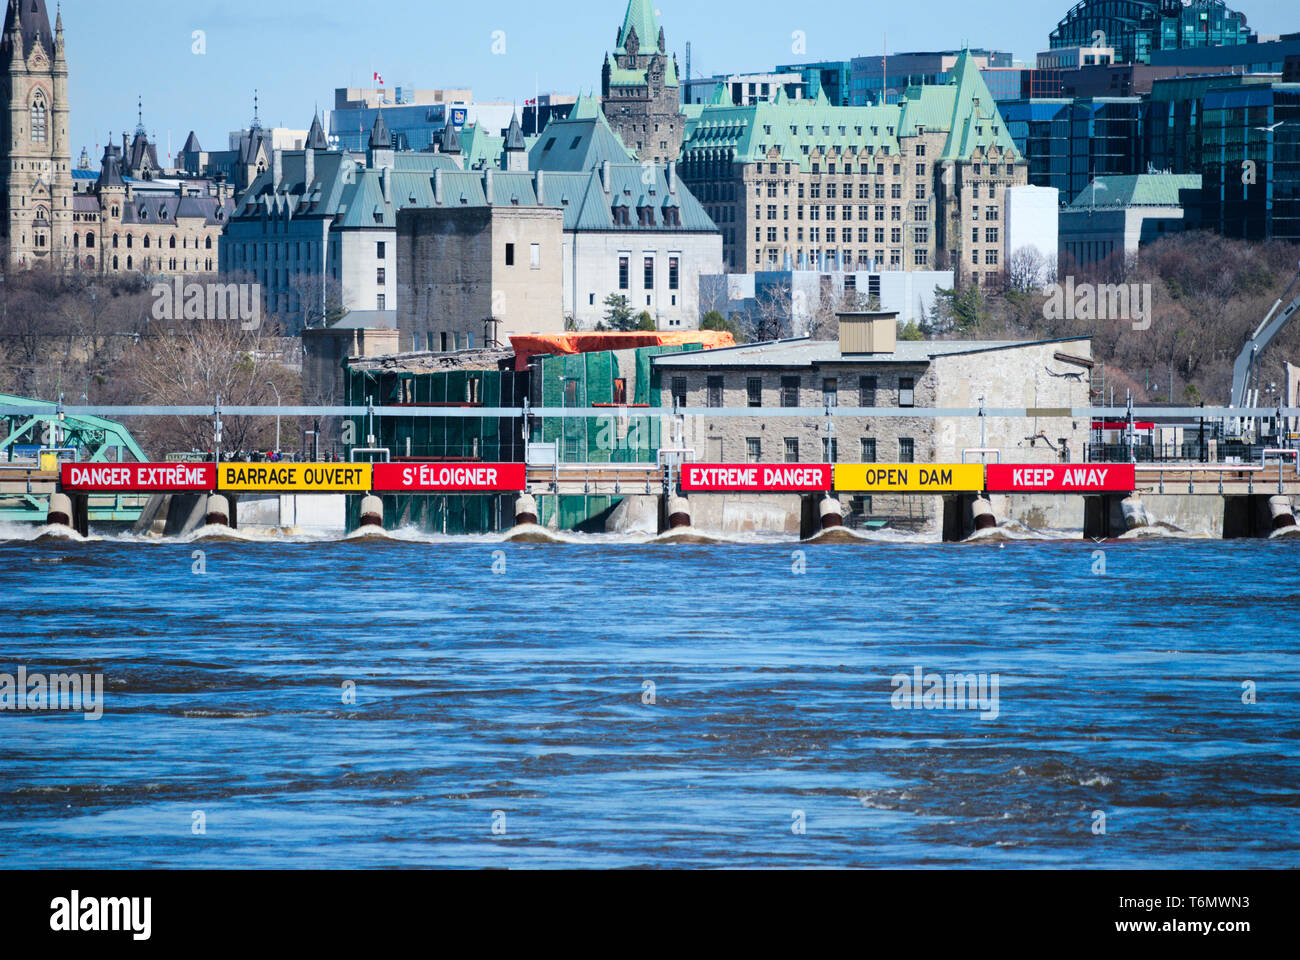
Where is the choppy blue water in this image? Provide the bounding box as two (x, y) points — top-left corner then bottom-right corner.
(0, 533), (1297, 869)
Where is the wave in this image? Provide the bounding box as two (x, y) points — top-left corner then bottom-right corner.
(1117, 522), (1211, 541)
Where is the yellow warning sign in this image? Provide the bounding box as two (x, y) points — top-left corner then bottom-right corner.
(218, 463), (372, 492)
(834, 464), (984, 492)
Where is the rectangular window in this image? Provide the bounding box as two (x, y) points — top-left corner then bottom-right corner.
(376, 294), (386, 310)
(531, 243), (541, 268)
(644, 257), (654, 289)
(376, 267), (386, 285)
(707, 375), (724, 408)
(899, 438), (915, 463)
(822, 437), (839, 463)
(784, 438), (800, 463)
(860, 437), (877, 463)
(671, 377), (688, 409)
(619, 256), (629, 290)
(780, 375), (800, 407)
(669, 256), (679, 290)
(899, 377), (915, 408)
(859, 375), (877, 407)
(376, 241), (386, 259)
(747, 377), (763, 408)
(505, 243), (515, 266)
(746, 438), (762, 463)
(823, 377), (838, 407)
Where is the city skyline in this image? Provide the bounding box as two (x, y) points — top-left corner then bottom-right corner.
(57, 0), (1300, 162)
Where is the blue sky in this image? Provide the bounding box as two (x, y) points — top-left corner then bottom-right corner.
(58, 0), (1298, 161)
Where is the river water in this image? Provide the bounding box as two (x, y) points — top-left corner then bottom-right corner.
(1, 529), (1297, 868)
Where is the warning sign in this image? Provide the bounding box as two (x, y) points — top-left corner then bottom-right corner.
(986, 464), (1135, 493)
(61, 463), (216, 492)
(834, 464), (984, 492)
(680, 464), (832, 492)
(372, 463), (526, 492)
(218, 463), (372, 492)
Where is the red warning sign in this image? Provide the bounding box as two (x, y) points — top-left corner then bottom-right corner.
(985, 464), (1135, 492)
(60, 463), (216, 492)
(371, 463), (526, 492)
(681, 464), (833, 492)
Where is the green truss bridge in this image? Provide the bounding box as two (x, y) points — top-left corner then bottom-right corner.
(0, 394), (150, 527)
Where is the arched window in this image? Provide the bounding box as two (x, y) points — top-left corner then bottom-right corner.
(126, 255), (133, 270)
(143, 235), (151, 249)
(112, 255), (119, 269)
(31, 96), (47, 144)
(126, 235), (133, 248)
(85, 233), (94, 248)
(73, 234), (79, 248)
(112, 234), (119, 248)
(169, 236), (176, 249)
(205, 237), (213, 250)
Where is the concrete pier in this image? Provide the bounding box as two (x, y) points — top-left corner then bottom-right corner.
(359, 495), (384, 529)
(819, 496), (844, 530)
(971, 498), (998, 532)
(667, 496), (692, 531)
(205, 494), (232, 528)
(1121, 495), (1150, 531)
(1268, 496), (1296, 531)
(514, 493), (539, 527)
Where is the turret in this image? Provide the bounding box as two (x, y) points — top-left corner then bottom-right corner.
(367, 109), (393, 170)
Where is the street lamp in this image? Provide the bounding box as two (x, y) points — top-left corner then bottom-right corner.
(266, 380), (281, 457)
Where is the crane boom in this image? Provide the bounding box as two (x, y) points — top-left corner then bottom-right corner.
(1231, 265), (1300, 411)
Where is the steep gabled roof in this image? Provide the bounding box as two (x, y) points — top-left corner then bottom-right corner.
(180, 131), (203, 155)
(2, 0), (54, 60)
(306, 113), (329, 150)
(616, 0), (661, 55)
(531, 102), (637, 171)
(938, 50), (1020, 161)
(369, 110), (391, 150)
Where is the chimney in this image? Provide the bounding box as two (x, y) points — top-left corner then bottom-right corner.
(838, 310), (899, 355)
(534, 170), (545, 205)
(601, 160), (611, 195)
(484, 168), (494, 205)
(434, 169), (443, 205)
(666, 162), (676, 194)
(304, 147), (315, 188)
(381, 167), (392, 204)
(272, 148), (283, 187)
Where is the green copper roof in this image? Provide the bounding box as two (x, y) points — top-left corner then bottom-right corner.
(937, 50), (1020, 161)
(681, 48), (1021, 170)
(616, 0), (661, 56)
(683, 100), (904, 173)
(532, 105), (637, 172)
(1067, 173), (1202, 209)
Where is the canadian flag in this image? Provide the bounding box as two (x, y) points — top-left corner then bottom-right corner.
(373, 72), (384, 85)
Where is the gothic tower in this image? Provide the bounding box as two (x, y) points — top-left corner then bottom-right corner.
(1, 0), (72, 267)
(601, 0), (684, 163)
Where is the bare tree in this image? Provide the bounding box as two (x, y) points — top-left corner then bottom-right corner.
(112, 318), (300, 456)
(737, 281), (793, 343)
(1007, 246), (1047, 293)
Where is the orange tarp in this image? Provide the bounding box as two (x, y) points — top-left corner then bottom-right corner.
(509, 331), (736, 371)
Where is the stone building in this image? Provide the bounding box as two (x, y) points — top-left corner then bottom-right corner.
(220, 113), (464, 333)
(679, 50), (1028, 285)
(652, 315), (1093, 525)
(396, 174), (567, 351)
(68, 142), (232, 276)
(601, 0), (686, 163)
(1, 0), (72, 268)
